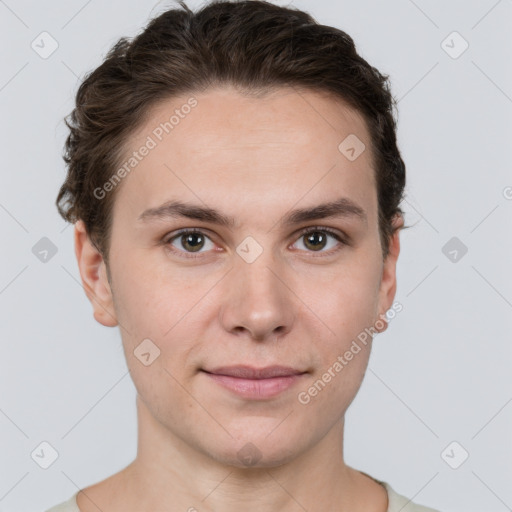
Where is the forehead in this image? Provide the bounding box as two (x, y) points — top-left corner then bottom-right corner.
(113, 86), (377, 225)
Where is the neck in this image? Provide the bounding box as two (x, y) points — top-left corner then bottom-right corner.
(113, 395), (385, 512)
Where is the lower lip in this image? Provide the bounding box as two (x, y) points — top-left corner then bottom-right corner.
(202, 372), (305, 399)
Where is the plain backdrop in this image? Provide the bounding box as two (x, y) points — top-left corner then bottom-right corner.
(1, 1), (511, 511)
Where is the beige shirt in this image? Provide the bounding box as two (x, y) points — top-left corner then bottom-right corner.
(45, 478), (440, 512)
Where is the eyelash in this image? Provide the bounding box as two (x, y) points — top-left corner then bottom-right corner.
(162, 226), (348, 260)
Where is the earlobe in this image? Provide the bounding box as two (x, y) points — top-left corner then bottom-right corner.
(74, 220), (118, 327)
(375, 215), (403, 333)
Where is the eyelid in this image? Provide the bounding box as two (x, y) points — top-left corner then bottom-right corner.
(293, 225), (347, 243)
(163, 225), (348, 259)
(163, 227), (218, 246)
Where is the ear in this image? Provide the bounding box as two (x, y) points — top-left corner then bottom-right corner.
(74, 220), (118, 327)
(375, 214), (404, 333)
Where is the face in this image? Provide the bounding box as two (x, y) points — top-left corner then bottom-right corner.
(75, 86), (401, 468)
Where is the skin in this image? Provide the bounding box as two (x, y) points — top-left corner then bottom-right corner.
(74, 85), (403, 512)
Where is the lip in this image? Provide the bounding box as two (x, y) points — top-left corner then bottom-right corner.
(201, 365), (307, 399)
(205, 365), (305, 379)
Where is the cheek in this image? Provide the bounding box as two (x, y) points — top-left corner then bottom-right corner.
(111, 265), (201, 414)
(295, 273), (378, 415)
(302, 258), (381, 346)
(111, 251), (197, 338)
(110, 253), (211, 390)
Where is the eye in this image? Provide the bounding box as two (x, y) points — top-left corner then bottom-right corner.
(291, 226), (346, 255)
(163, 226), (347, 260)
(164, 229), (216, 259)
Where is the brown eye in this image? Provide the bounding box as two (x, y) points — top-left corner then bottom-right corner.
(303, 231), (328, 251)
(293, 227), (346, 255)
(180, 232), (205, 252)
(165, 229), (215, 257)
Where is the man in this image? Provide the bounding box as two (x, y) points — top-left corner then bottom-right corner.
(47, 1), (440, 511)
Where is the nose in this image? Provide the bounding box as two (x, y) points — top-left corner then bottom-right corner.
(218, 248), (297, 342)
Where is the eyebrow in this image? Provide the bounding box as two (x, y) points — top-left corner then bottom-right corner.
(137, 197), (367, 229)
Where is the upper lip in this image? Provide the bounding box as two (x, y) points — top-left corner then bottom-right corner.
(203, 365), (306, 379)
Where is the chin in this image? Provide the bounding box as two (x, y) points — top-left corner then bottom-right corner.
(202, 429), (304, 470)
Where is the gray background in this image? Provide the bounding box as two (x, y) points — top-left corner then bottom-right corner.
(1, 1), (511, 511)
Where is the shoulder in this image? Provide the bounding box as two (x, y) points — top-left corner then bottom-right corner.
(358, 470), (441, 512)
(380, 480), (441, 512)
(44, 479), (443, 512)
(44, 491), (80, 512)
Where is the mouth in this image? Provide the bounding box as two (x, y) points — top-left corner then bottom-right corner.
(201, 365), (308, 400)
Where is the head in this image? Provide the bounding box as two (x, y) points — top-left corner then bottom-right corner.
(58, 0), (408, 468)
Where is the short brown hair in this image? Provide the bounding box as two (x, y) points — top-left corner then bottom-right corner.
(56, 0), (407, 266)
